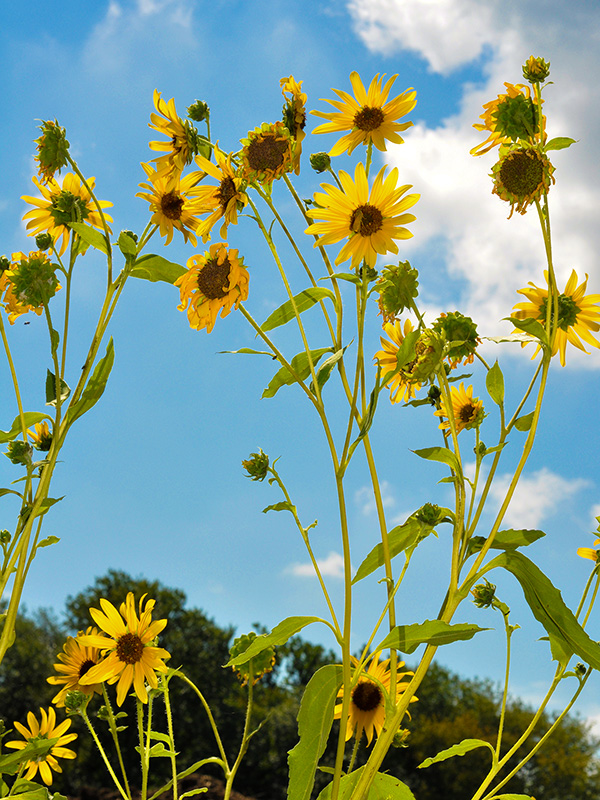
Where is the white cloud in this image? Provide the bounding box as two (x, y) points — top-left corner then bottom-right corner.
(488, 467), (589, 529)
(286, 550), (346, 578)
(355, 479), (396, 515)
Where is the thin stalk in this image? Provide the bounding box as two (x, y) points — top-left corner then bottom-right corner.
(0, 313), (27, 440)
(82, 707), (129, 800)
(495, 610), (513, 758)
(162, 678), (179, 800)
(102, 684), (132, 800)
(223, 675), (254, 800)
(175, 672), (229, 767)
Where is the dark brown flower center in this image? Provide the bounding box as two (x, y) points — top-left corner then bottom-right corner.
(160, 191), (184, 220)
(498, 149), (544, 197)
(352, 680), (382, 712)
(350, 204), (384, 237)
(217, 177), (237, 211)
(246, 135), (288, 172)
(459, 402), (476, 423)
(354, 106), (385, 132)
(116, 633), (145, 665)
(197, 256), (231, 300)
(78, 659), (97, 679)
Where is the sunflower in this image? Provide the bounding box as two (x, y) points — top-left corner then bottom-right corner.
(148, 90), (199, 174)
(29, 420), (53, 452)
(22, 174), (113, 256)
(374, 318), (422, 403)
(491, 145), (554, 217)
(1, 251), (61, 325)
(333, 653), (415, 745)
(513, 270), (600, 366)
(435, 383), (484, 434)
(471, 83), (541, 156)
(77, 593), (170, 706)
(47, 627), (106, 707)
(175, 242), (249, 333)
(192, 145), (248, 242)
(577, 537), (600, 563)
(240, 122), (296, 186)
(281, 75), (307, 173)
(5, 707), (77, 785)
(137, 162), (204, 246)
(312, 72), (416, 157)
(305, 162), (418, 269)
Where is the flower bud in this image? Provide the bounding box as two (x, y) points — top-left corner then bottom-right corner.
(0, 530), (11, 545)
(471, 578), (496, 609)
(375, 261), (419, 321)
(187, 100), (210, 123)
(392, 728), (411, 748)
(6, 440), (33, 466)
(121, 230), (138, 243)
(242, 449), (270, 481)
(310, 152), (331, 173)
(64, 690), (89, 714)
(427, 385), (441, 407)
(415, 502), (442, 526)
(34, 119), (70, 183)
(433, 311), (479, 366)
(35, 233), (54, 251)
(522, 56), (550, 83)
(0, 256), (10, 275)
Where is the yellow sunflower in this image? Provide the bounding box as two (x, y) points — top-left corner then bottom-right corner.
(435, 383), (484, 434)
(491, 145), (554, 217)
(137, 162), (204, 246)
(305, 162), (418, 269)
(77, 593), (170, 706)
(148, 89), (198, 174)
(47, 627), (106, 707)
(1, 251), (61, 325)
(577, 537), (600, 563)
(5, 707), (77, 785)
(471, 82), (542, 156)
(192, 145), (248, 242)
(22, 173), (113, 256)
(175, 242), (249, 333)
(374, 318), (421, 403)
(311, 71), (416, 157)
(513, 270), (600, 366)
(29, 420), (53, 452)
(281, 75), (307, 173)
(333, 653), (415, 745)
(240, 121), (296, 186)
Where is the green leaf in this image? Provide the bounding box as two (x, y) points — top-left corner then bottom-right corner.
(45, 371), (70, 407)
(37, 535), (60, 548)
(37, 497), (64, 517)
(179, 790), (208, 800)
(316, 768), (416, 800)
(488, 551), (600, 668)
(262, 501), (295, 514)
(323, 272), (361, 286)
(545, 137), (576, 152)
(287, 665), (343, 800)
(50, 328), (59, 357)
(226, 616), (323, 667)
(412, 446), (461, 475)
(486, 360), (504, 405)
(261, 288), (336, 333)
(221, 348), (273, 356)
(310, 345), (348, 394)
(0, 413), (51, 444)
(0, 737), (58, 775)
(489, 795), (539, 800)
(418, 738), (495, 769)
(65, 339), (114, 426)
(130, 254), (186, 284)
(377, 620), (489, 655)
(469, 529), (545, 555)
(134, 742), (179, 758)
(117, 231), (138, 257)
(505, 316), (548, 345)
(69, 221), (110, 255)
(262, 348), (332, 399)
(514, 411), (535, 432)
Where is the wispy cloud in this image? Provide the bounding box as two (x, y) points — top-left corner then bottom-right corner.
(285, 551), (346, 579)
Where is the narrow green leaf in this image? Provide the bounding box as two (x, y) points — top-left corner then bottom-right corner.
(486, 360), (504, 405)
(490, 795), (540, 800)
(506, 316), (548, 344)
(545, 137), (576, 152)
(468, 529), (545, 555)
(262, 348), (332, 399)
(377, 620), (489, 655)
(412, 446), (461, 475)
(65, 339), (114, 426)
(261, 288), (336, 333)
(221, 348), (273, 356)
(37, 535), (60, 548)
(514, 411), (535, 432)
(394, 329), (420, 371)
(287, 665), (343, 800)
(418, 738), (495, 769)
(37, 497), (64, 516)
(50, 328), (60, 357)
(226, 616), (323, 667)
(0, 413), (51, 444)
(262, 501), (295, 514)
(179, 790), (208, 800)
(45, 371), (70, 407)
(117, 231), (138, 257)
(323, 272), (361, 286)
(0, 737), (59, 775)
(316, 768), (416, 800)
(310, 345), (348, 393)
(130, 254), (186, 284)
(69, 221), (109, 255)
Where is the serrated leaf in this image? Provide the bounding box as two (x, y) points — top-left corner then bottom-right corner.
(468, 528), (545, 555)
(262, 501), (294, 514)
(70, 221), (110, 255)
(545, 137), (576, 152)
(413, 446), (460, 475)
(226, 616), (323, 667)
(0, 413), (51, 444)
(486, 360), (504, 405)
(261, 288), (336, 333)
(377, 620), (489, 655)
(418, 738), (495, 769)
(262, 348), (332, 399)
(45, 371), (70, 407)
(287, 665), (343, 800)
(130, 254), (186, 284)
(316, 768), (416, 800)
(505, 316), (547, 344)
(65, 339), (114, 426)
(514, 411), (535, 432)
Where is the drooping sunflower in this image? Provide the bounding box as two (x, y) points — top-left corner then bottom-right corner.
(148, 90), (199, 174)
(5, 707), (77, 785)
(47, 627), (106, 707)
(305, 162), (418, 269)
(22, 174), (113, 256)
(491, 145), (554, 217)
(1, 251), (61, 325)
(471, 82), (542, 156)
(192, 145), (248, 242)
(374, 318), (421, 403)
(280, 75), (307, 174)
(77, 593), (170, 706)
(513, 270), (600, 366)
(175, 242), (249, 333)
(312, 72), (416, 157)
(240, 122), (296, 186)
(137, 162), (204, 246)
(333, 653), (415, 745)
(29, 420), (53, 452)
(435, 383), (484, 434)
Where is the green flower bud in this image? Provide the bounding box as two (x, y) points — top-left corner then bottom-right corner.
(522, 56), (550, 84)
(310, 152), (331, 173)
(242, 449), (269, 482)
(34, 119), (70, 183)
(375, 261), (419, 321)
(392, 728), (411, 748)
(415, 502), (442, 526)
(427, 385), (441, 407)
(433, 311), (479, 366)
(187, 100), (210, 123)
(0, 256), (9, 275)
(575, 662), (587, 678)
(35, 233), (54, 251)
(121, 230), (138, 243)
(64, 690), (89, 714)
(229, 632), (276, 686)
(6, 440), (33, 466)
(471, 578), (496, 609)
(0, 530), (11, 545)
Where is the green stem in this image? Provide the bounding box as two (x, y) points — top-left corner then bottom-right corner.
(162, 676), (179, 800)
(174, 672), (229, 767)
(223, 673), (254, 800)
(495, 610), (513, 758)
(82, 707), (130, 800)
(102, 684), (132, 800)
(0, 312), (27, 441)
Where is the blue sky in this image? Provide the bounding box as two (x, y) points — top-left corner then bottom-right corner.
(1, 0), (600, 729)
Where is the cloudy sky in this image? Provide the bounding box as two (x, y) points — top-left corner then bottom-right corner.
(1, 0), (600, 727)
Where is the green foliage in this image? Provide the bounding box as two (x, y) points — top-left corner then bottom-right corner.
(65, 339), (114, 426)
(377, 621), (490, 654)
(261, 288), (336, 333)
(129, 254), (186, 284)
